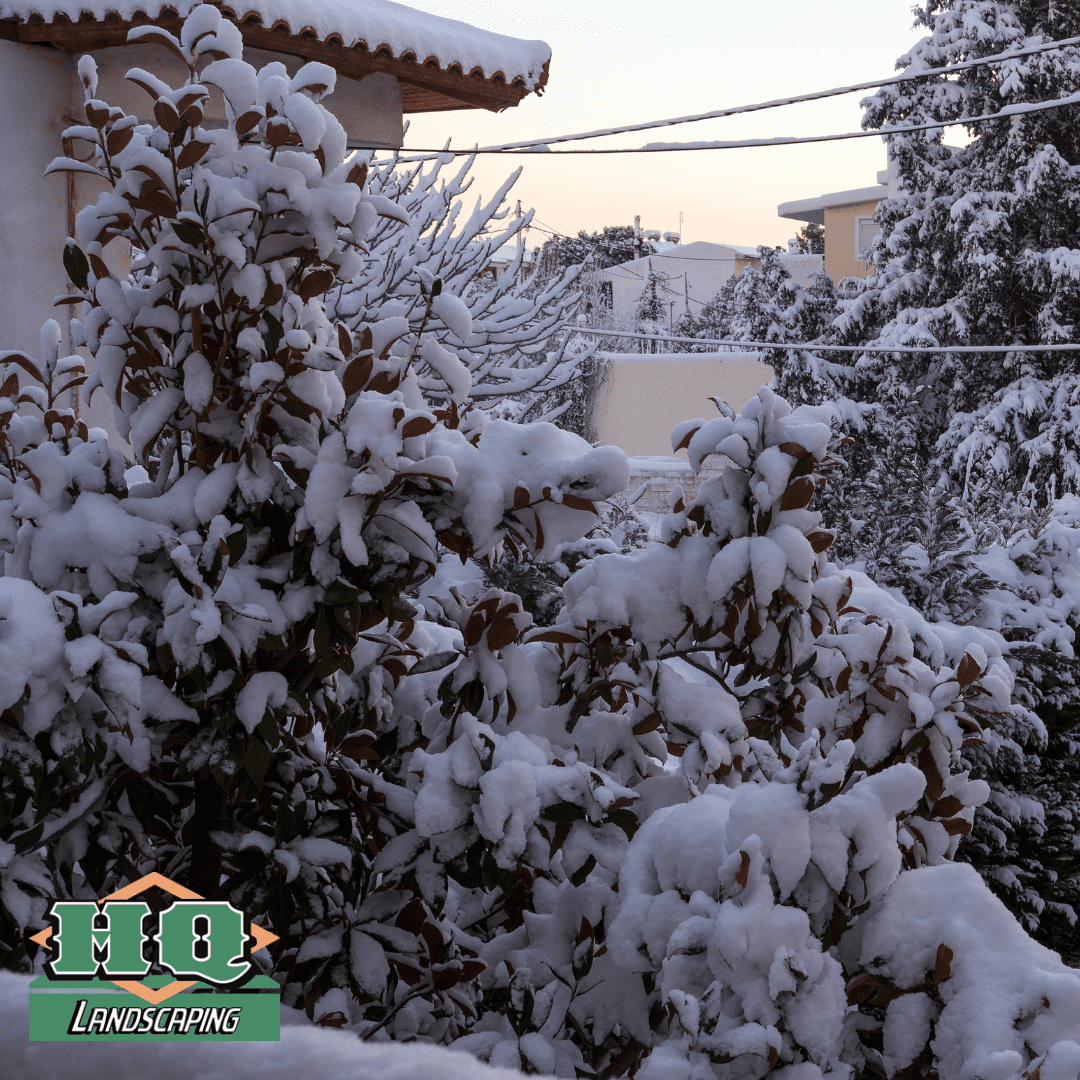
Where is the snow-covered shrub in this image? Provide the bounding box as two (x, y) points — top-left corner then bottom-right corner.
(330, 152), (593, 423)
(392, 387), (1080, 1077)
(743, 0), (1080, 957)
(0, 6), (630, 1025)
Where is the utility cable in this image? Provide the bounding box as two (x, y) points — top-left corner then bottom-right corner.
(373, 87), (1080, 158)
(388, 33), (1080, 157)
(363, 38), (1080, 160)
(568, 327), (1080, 354)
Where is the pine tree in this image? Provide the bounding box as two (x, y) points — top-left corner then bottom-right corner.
(833, 0), (1080, 962)
(719, 249), (846, 405)
(857, 0), (1080, 494)
(796, 222), (825, 255)
(631, 268), (671, 330)
(672, 274), (738, 348)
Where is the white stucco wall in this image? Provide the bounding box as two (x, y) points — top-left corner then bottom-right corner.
(591, 352), (774, 458)
(606, 257), (740, 325)
(778, 253), (825, 288)
(0, 38), (76, 356)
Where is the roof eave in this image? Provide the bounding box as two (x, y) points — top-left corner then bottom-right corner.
(778, 184), (887, 224)
(1, 9), (546, 114)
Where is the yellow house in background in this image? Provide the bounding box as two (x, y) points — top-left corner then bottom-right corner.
(777, 164), (893, 286)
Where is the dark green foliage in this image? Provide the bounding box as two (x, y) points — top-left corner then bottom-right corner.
(537, 225), (639, 272)
(795, 222), (825, 255)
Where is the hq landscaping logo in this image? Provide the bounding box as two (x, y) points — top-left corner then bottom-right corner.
(27, 872), (280, 1042)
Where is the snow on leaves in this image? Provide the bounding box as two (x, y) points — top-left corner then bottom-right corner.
(0, 2), (625, 1044)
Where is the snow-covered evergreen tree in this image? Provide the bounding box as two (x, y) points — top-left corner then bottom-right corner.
(835, 0), (1080, 962)
(635, 268), (672, 332)
(857, 0), (1080, 495)
(680, 249), (847, 406)
(538, 225), (638, 272)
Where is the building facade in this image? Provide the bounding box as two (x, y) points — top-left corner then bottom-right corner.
(777, 163), (894, 286)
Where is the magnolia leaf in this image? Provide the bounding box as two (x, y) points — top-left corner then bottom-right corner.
(780, 476), (815, 511)
(154, 100), (181, 132)
(957, 652), (981, 688)
(408, 650), (459, 676)
(176, 140), (211, 170)
(63, 243), (90, 290)
(235, 110), (263, 135)
(342, 353), (373, 397)
(298, 269), (336, 301)
(486, 618), (519, 652)
(632, 712), (662, 736)
(106, 125), (135, 156)
(561, 493), (596, 513)
(401, 416), (435, 439)
(463, 612), (486, 647)
(526, 629), (581, 645)
(172, 221), (205, 246)
(735, 850), (750, 890)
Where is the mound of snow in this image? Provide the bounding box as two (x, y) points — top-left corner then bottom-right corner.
(0, 971), (547, 1080)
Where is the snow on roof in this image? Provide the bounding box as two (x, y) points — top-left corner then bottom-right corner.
(0, 0), (551, 90)
(487, 240), (536, 264)
(602, 241), (762, 276)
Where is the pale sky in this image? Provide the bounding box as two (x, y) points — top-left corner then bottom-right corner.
(398, 1), (924, 250)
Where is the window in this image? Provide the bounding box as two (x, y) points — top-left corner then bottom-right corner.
(855, 216), (880, 261)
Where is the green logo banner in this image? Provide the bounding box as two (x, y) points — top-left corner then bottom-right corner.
(28, 873), (281, 1043)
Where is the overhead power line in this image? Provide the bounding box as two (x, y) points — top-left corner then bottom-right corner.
(375, 87), (1080, 158)
(568, 327), (1080, 354)
(365, 34), (1080, 160)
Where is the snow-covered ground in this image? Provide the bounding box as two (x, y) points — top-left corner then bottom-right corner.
(0, 972), (541, 1080)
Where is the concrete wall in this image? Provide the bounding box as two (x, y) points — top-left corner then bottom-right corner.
(591, 352), (774, 458)
(0, 39), (77, 357)
(623, 456), (725, 513)
(779, 252), (825, 287)
(824, 199), (880, 283)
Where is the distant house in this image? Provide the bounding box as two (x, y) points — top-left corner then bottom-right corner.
(485, 241), (536, 282)
(777, 162), (895, 286)
(599, 241), (762, 327)
(0, 0), (552, 354)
